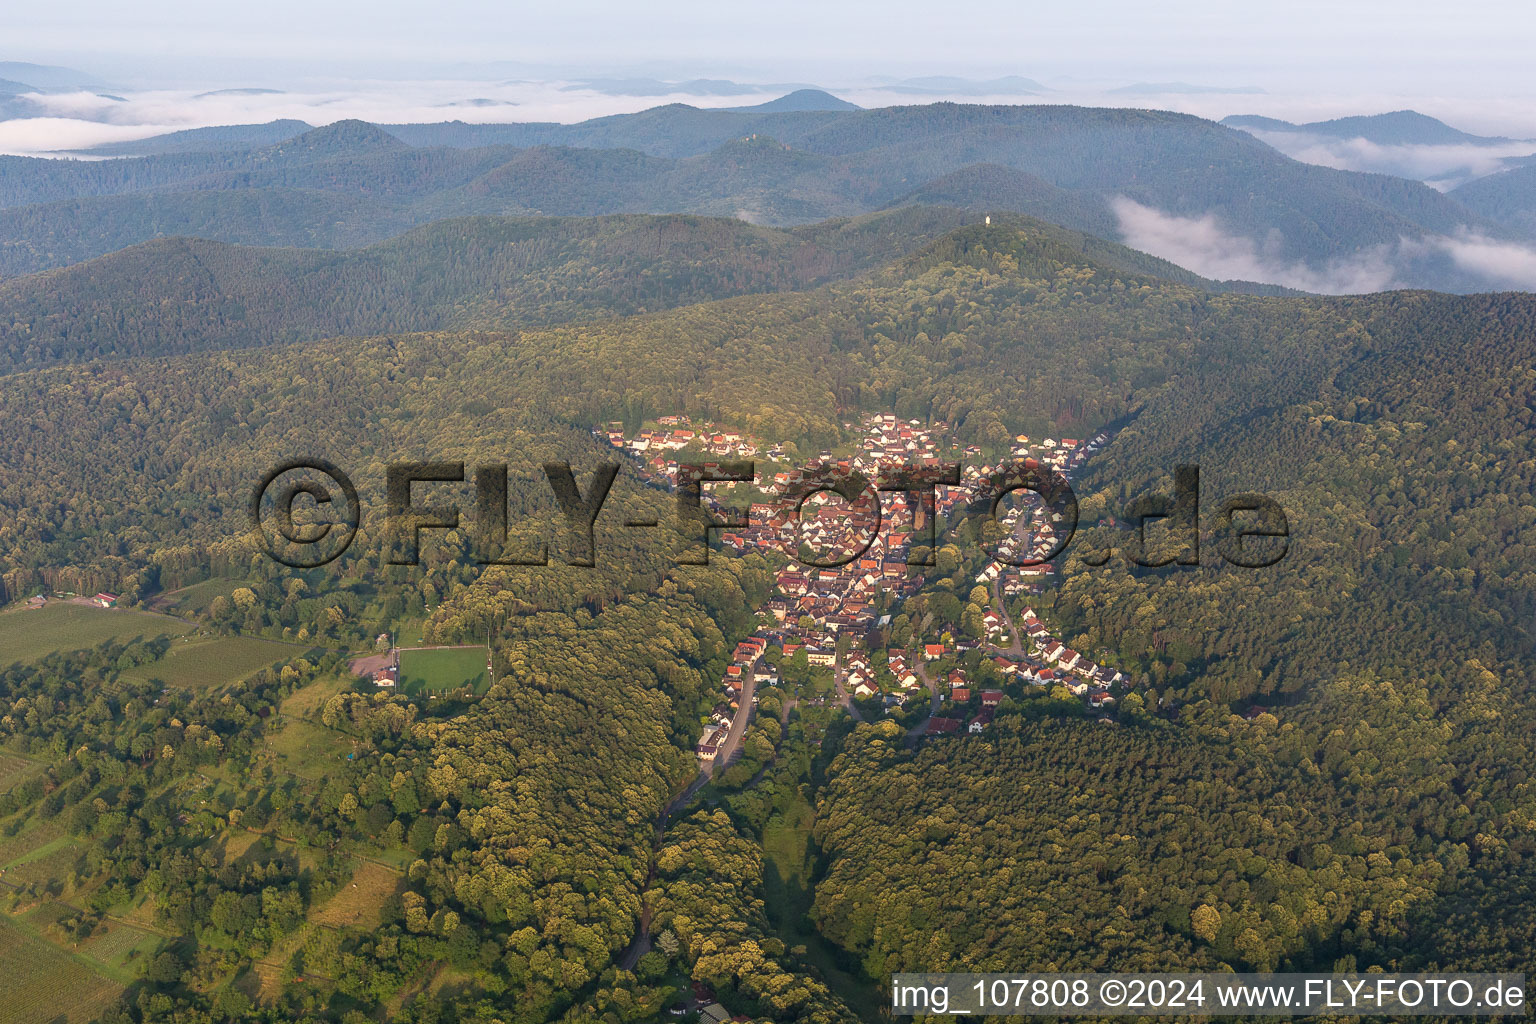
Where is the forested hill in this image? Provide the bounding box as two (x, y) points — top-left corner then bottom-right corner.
(0, 208), (1290, 374)
(4, 219), (1536, 1017)
(0, 208), (966, 372)
(813, 285), (1536, 984)
(1451, 162), (1536, 237)
(1, 104), (1518, 290)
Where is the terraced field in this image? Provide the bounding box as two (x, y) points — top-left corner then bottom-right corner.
(0, 603), (190, 667)
(0, 751), (43, 795)
(0, 916), (121, 1024)
(119, 634), (303, 690)
(4, 835), (86, 889)
(77, 920), (165, 981)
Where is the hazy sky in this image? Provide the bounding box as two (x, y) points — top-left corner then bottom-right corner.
(10, 0), (1536, 94)
(6, 2), (1536, 292)
(7, 0), (1536, 156)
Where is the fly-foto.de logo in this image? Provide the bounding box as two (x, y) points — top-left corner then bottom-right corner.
(250, 459), (1288, 570)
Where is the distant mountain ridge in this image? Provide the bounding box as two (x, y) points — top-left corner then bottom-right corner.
(1222, 109), (1524, 147)
(725, 89), (860, 113)
(0, 60), (103, 90)
(2, 101), (1526, 291)
(1450, 162), (1536, 235)
(0, 207), (1301, 374)
(79, 119), (316, 157)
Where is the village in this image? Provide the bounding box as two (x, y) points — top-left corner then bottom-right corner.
(599, 412), (1130, 767)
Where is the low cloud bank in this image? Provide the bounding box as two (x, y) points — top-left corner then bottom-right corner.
(1413, 232), (1536, 288)
(0, 82), (795, 156)
(1240, 129), (1536, 190)
(1111, 197), (1536, 293)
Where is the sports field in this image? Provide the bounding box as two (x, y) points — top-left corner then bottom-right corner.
(397, 646), (490, 696)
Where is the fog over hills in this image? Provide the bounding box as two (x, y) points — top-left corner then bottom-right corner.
(1223, 109), (1536, 189)
(0, 101), (1532, 293)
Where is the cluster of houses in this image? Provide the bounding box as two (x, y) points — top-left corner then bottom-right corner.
(924, 667), (1003, 735)
(1017, 609), (1124, 702)
(600, 415), (788, 480)
(20, 591), (118, 610)
(600, 415), (1131, 749)
(972, 431), (1110, 597)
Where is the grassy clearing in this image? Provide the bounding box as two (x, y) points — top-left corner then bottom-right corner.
(392, 617), (428, 647)
(120, 634), (300, 691)
(117, 894), (162, 930)
(156, 577), (246, 616)
(252, 920), (316, 1003)
(264, 718), (353, 781)
(0, 915), (122, 1024)
(280, 673), (351, 718)
(0, 603), (190, 667)
(310, 860), (402, 929)
(761, 793), (885, 1024)
(397, 646), (490, 697)
(368, 846), (416, 870)
(219, 831), (264, 865)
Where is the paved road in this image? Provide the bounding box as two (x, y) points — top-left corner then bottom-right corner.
(904, 658), (941, 743)
(832, 651), (865, 723)
(989, 507), (1040, 656)
(991, 576), (1026, 656)
(712, 674), (757, 769)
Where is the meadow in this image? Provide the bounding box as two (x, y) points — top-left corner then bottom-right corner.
(262, 717), (354, 781)
(119, 634), (303, 690)
(310, 860), (403, 929)
(154, 577), (249, 616)
(0, 602), (190, 667)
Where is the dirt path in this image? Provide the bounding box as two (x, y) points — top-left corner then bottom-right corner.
(348, 651), (393, 676)
(617, 767), (714, 970)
